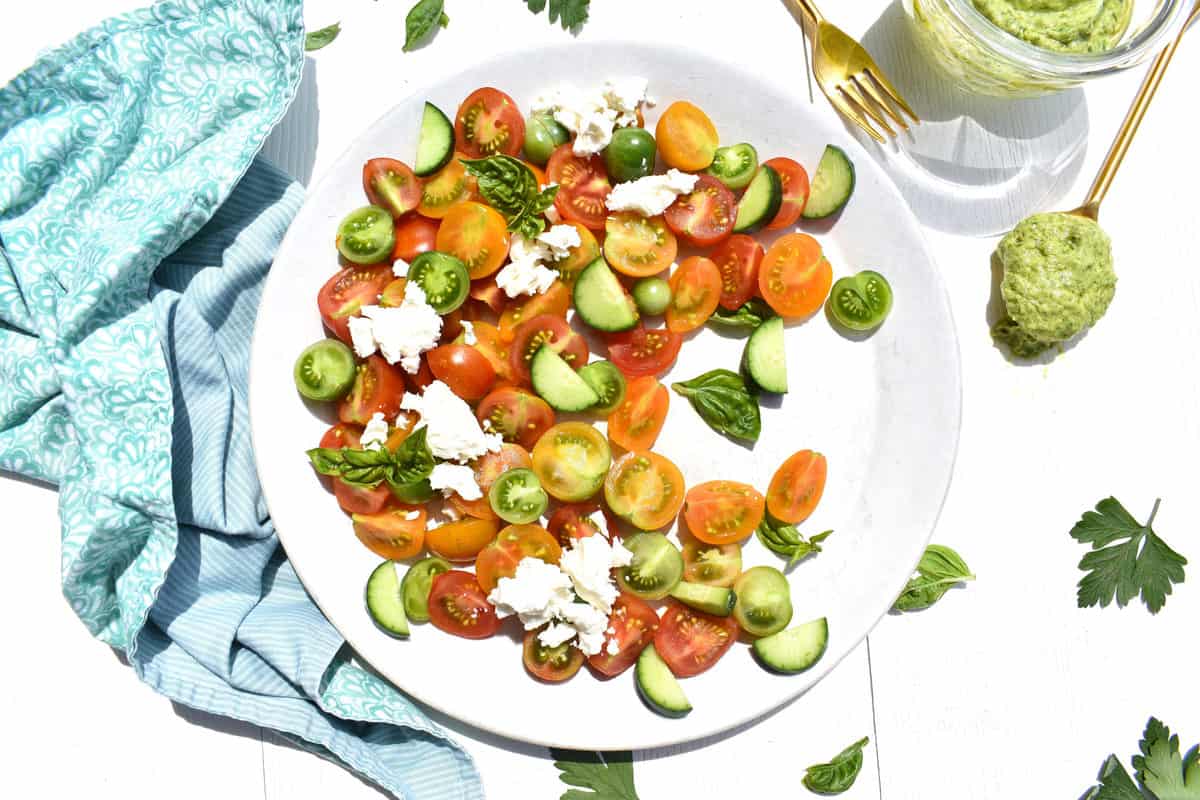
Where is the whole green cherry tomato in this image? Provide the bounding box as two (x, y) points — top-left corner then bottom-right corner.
(524, 113), (570, 166)
(604, 128), (657, 183)
(632, 277), (672, 316)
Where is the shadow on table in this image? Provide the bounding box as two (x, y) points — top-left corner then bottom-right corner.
(261, 56), (320, 186)
(845, 1), (1091, 237)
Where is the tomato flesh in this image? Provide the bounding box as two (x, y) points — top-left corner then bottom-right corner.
(546, 502), (606, 547)
(655, 101), (719, 171)
(509, 314), (588, 382)
(426, 517), (502, 563)
(654, 600), (739, 677)
(318, 424), (393, 515)
(603, 213), (677, 278)
(428, 571), (500, 639)
(427, 343), (496, 402)
(363, 158), (421, 219)
(663, 174), (735, 247)
(604, 450), (686, 531)
(759, 233), (832, 319)
(436, 201), (511, 280)
(352, 506), (426, 560)
(666, 256), (722, 333)
(682, 480), (765, 545)
(392, 215), (439, 263)
(476, 386), (556, 450)
(317, 265), (392, 344)
(763, 157), (811, 231)
(710, 234), (764, 311)
(588, 593), (659, 677)
(546, 144), (612, 231)
(607, 375), (668, 452)
(767, 449), (827, 524)
(606, 325), (682, 378)
(337, 355), (406, 425)
(498, 281), (571, 342)
(523, 630), (585, 682)
(456, 88), (525, 158)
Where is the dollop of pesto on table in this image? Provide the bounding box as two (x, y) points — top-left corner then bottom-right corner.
(992, 212), (1116, 357)
(972, 0), (1133, 53)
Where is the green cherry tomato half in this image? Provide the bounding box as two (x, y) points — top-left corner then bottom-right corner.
(604, 128), (657, 183)
(294, 339), (356, 401)
(705, 143), (759, 191)
(401, 556), (452, 623)
(828, 269), (893, 332)
(407, 251), (471, 314)
(632, 277), (672, 316)
(524, 113), (571, 166)
(336, 205), (396, 264)
(578, 360), (627, 416)
(617, 532), (684, 600)
(488, 468), (550, 525)
(732, 565), (793, 637)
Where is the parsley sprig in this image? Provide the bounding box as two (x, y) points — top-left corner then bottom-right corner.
(551, 749), (639, 800)
(1070, 497), (1187, 614)
(461, 155), (558, 240)
(524, 0), (590, 31)
(1084, 717), (1199, 800)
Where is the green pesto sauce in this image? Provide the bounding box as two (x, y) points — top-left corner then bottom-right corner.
(972, 0), (1133, 53)
(992, 212), (1116, 357)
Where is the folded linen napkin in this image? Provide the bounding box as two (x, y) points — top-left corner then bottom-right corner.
(0, 1), (481, 797)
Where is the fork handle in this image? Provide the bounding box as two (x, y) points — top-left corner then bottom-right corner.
(789, 0), (826, 25)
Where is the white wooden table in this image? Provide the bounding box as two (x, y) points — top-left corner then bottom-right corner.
(3, 1), (1197, 798)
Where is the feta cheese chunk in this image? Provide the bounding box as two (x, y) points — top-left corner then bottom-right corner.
(348, 315), (378, 359)
(531, 78), (650, 156)
(559, 535), (633, 615)
(496, 234), (559, 298)
(489, 557), (576, 631)
(401, 380), (502, 463)
(349, 282), (443, 373)
(392, 258), (409, 278)
(603, 77), (650, 127)
(605, 169), (699, 217)
(552, 600), (610, 655)
(460, 320), (477, 346)
(429, 462), (482, 500)
(359, 412), (389, 451)
(537, 224), (582, 261)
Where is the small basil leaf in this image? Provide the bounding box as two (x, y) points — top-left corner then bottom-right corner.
(306, 447), (345, 475)
(404, 0), (446, 52)
(892, 544), (974, 612)
(708, 299), (774, 331)
(756, 517), (832, 568)
(388, 427), (435, 486)
(304, 23), (341, 52)
(803, 737), (869, 795)
(461, 156), (551, 239)
(672, 369), (761, 442)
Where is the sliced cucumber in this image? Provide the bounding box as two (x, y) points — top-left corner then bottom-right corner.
(743, 316), (787, 394)
(669, 581), (736, 617)
(752, 617), (829, 674)
(636, 644), (692, 718)
(365, 561), (410, 638)
(414, 102), (454, 177)
(732, 165), (783, 234)
(530, 345), (600, 412)
(802, 145), (855, 219)
(578, 360), (627, 415)
(573, 258), (640, 332)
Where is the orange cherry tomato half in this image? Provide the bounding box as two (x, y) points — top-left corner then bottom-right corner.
(426, 343), (496, 402)
(428, 570), (500, 639)
(588, 592), (659, 677)
(379, 277), (408, 308)
(604, 450), (686, 531)
(426, 517), (502, 563)
(767, 449), (827, 524)
(546, 502), (605, 547)
(436, 201), (511, 280)
(603, 213), (677, 278)
(546, 144), (612, 231)
(469, 279), (508, 315)
(522, 629), (585, 682)
(682, 480), (765, 545)
(455, 87), (525, 158)
(553, 222), (602, 284)
(498, 280), (571, 342)
(449, 443), (532, 520)
(710, 234), (764, 311)
(607, 375), (669, 452)
(392, 215), (440, 263)
(362, 158), (421, 219)
(663, 174), (735, 247)
(655, 101), (719, 171)
(666, 256), (722, 333)
(337, 355), (407, 425)
(417, 154), (473, 219)
(317, 265), (393, 344)
(476, 386), (556, 450)
(475, 524), (561, 594)
(462, 320), (517, 384)
(758, 233), (833, 319)
(351, 506), (427, 560)
(653, 600), (739, 677)
(606, 325), (682, 378)
(508, 313), (588, 382)
(763, 157), (811, 231)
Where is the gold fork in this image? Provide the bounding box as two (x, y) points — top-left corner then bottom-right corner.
(787, 0), (920, 142)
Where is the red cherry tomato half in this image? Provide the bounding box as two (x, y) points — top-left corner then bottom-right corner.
(588, 593), (659, 677)
(546, 144), (612, 231)
(663, 174), (735, 247)
(337, 355), (406, 425)
(763, 157), (811, 231)
(476, 386), (556, 450)
(456, 87), (525, 158)
(392, 215), (440, 263)
(448, 443), (532, 520)
(653, 600), (740, 678)
(363, 158), (421, 219)
(710, 234), (764, 311)
(546, 502), (605, 548)
(508, 313), (589, 382)
(427, 571), (501, 639)
(606, 325), (682, 377)
(426, 343), (497, 402)
(317, 265), (392, 344)
(522, 630), (585, 682)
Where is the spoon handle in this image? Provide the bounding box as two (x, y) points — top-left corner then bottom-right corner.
(1082, 3), (1200, 213)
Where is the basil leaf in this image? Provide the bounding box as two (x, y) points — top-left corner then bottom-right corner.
(304, 429), (434, 490)
(307, 447), (345, 475)
(707, 299), (774, 331)
(892, 544), (974, 612)
(461, 156), (553, 240)
(756, 518), (833, 568)
(304, 23), (341, 52)
(671, 369), (761, 443)
(803, 737), (869, 795)
(388, 427), (435, 486)
(404, 0), (446, 52)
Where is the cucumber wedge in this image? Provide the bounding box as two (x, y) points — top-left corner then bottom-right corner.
(365, 561), (410, 638)
(573, 258), (639, 332)
(530, 345), (600, 412)
(636, 644), (692, 718)
(802, 145), (855, 219)
(752, 617), (828, 674)
(733, 165), (783, 233)
(414, 102), (455, 177)
(743, 316), (787, 394)
(669, 581), (736, 617)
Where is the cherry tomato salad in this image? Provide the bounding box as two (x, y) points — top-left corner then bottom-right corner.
(297, 79), (891, 717)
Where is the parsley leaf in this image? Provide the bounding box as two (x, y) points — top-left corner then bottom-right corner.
(550, 749), (639, 800)
(1084, 755), (1146, 800)
(304, 23), (341, 52)
(756, 516), (832, 568)
(404, 0), (446, 52)
(461, 156), (558, 240)
(525, 0), (590, 31)
(1070, 497), (1187, 614)
(1133, 717), (1200, 800)
(802, 736), (869, 795)
(306, 428), (434, 488)
(892, 544), (974, 612)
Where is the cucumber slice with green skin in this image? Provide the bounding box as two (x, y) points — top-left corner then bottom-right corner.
(802, 145), (856, 219)
(669, 581), (737, 617)
(401, 556), (451, 623)
(617, 532), (684, 600)
(578, 360), (627, 415)
(752, 617), (829, 674)
(414, 102), (455, 177)
(636, 644), (692, 718)
(705, 143), (759, 191)
(742, 316), (787, 394)
(365, 561), (410, 638)
(732, 165), (783, 233)
(530, 345), (600, 412)
(573, 258), (640, 332)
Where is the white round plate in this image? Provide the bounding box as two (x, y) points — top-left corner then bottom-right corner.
(250, 42), (961, 751)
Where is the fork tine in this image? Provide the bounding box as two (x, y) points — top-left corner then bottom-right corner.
(839, 83), (896, 139)
(853, 73), (908, 131)
(863, 67), (920, 123)
(825, 86), (885, 144)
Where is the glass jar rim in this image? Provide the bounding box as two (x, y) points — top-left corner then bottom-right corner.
(941, 0), (1191, 78)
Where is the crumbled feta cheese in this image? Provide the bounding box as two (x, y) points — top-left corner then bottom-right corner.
(606, 169), (699, 217)
(559, 535), (633, 615)
(360, 412), (389, 450)
(350, 282), (443, 373)
(606, 637), (621, 656)
(429, 462), (482, 500)
(404, 510), (421, 521)
(537, 224), (582, 261)
(489, 557), (576, 631)
(544, 205), (561, 224)
(392, 258), (409, 278)
(554, 600), (610, 655)
(425, 500), (462, 530)
(496, 234), (559, 298)
(401, 380), (502, 463)
(603, 77), (649, 127)
(532, 78), (649, 156)
(460, 320), (477, 346)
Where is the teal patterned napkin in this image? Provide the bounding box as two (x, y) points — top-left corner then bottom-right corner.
(0, 1), (481, 797)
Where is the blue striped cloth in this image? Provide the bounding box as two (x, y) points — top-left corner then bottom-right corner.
(0, 1), (482, 797)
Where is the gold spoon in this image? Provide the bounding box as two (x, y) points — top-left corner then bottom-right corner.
(1068, 2), (1200, 221)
